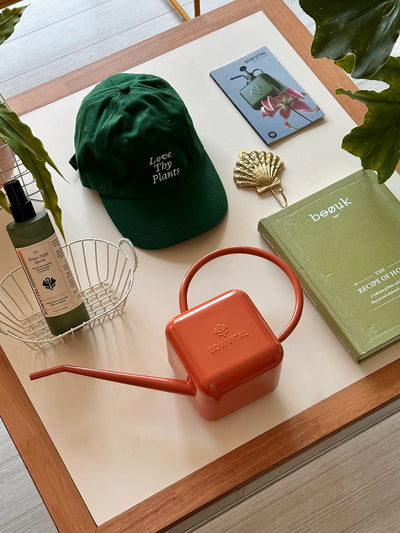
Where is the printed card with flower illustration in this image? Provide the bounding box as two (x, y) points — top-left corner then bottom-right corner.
(210, 46), (325, 144)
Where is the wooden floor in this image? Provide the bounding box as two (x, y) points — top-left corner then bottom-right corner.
(0, 418), (57, 533)
(0, 0), (237, 98)
(194, 410), (400, 533)
(1, 1), (400, 532)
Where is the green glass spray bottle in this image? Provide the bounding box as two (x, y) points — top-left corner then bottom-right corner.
(4, 179), (90, 336)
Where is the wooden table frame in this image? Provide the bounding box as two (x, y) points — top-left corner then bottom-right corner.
(1, 1), (400, 531)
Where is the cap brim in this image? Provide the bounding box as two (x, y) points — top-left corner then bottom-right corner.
(100, 154), (227, 249)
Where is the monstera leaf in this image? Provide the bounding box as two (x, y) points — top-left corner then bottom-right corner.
(299, 0), (400, 78)
(0, 6), (26, 45)
(335, 56), (400, 183)
(0, 105), (65, 239)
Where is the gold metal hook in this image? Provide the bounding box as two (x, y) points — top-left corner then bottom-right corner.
(271, 187), (288, 208)
(233, 149), (288, 208)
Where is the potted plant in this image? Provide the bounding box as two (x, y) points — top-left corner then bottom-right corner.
(0, 6), (64, 238)
(299, 0), (400, 184)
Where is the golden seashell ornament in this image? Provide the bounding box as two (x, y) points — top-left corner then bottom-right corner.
(233, 150), (287, 207)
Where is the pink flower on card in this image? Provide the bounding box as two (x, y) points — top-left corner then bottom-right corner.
(261, 88), (318, 128)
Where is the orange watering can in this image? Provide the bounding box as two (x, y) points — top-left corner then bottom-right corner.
(31, 246), (303, 420)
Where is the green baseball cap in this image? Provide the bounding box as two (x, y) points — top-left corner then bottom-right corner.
(70, 73), (228, 249)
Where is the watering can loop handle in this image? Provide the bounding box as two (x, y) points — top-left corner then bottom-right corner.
(178, 246), (303, 343)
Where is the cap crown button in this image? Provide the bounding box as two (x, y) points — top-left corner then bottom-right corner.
(119, 83), (131, 94)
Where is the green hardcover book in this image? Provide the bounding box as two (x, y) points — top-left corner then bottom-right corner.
(258, 169), (400, 362)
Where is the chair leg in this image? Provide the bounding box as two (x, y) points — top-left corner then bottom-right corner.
(168, 0), (191, 21)
(194, 0), (201, 17)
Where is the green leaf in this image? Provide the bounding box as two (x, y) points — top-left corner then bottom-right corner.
(336, 56), (400, 183)
(0, 189), (10, 212)
(299, 0), (400, 78)
(0, 6), (26, 45)
(0, 104), (65, 239)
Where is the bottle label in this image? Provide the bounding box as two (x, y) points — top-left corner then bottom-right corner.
(16, 234), (84, 317)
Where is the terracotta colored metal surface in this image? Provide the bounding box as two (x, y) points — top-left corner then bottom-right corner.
(31, 247), (303, 420)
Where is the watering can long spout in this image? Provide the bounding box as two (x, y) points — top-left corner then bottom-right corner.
(30, 365), (197, 396)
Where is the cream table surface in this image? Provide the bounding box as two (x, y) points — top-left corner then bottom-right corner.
(1, 10), (400, 526)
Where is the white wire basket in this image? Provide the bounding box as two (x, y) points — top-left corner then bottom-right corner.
(0, 93), (43, 205)
(0, 145), (43, 205)
(0, 238), (138, 349)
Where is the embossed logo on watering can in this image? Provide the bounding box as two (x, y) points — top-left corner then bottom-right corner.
(208, 323), (250, 353)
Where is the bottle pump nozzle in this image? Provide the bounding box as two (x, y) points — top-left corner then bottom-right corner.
(4, 179), (36, 222)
